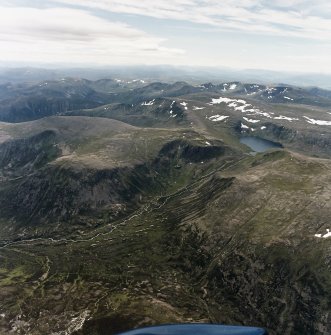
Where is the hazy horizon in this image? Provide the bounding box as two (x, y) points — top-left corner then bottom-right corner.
(1, 63), (331, 90)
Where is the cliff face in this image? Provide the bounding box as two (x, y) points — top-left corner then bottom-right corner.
(0, 132), (234, 238)
(0, 130), (60, 177)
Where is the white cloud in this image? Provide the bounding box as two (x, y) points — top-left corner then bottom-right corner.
(0, 6), (184, 65)
(55, 0), (331, 40)
(1, 1), (331, 72)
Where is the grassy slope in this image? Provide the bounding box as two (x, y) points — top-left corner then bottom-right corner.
(0, 150), (330, 334)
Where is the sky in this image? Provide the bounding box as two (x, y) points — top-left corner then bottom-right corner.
(1, 0), (331, 73)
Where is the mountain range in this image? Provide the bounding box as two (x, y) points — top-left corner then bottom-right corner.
(0, 76), (330, 335)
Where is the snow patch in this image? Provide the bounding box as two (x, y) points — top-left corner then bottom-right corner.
(284, 96), (294, 101)
(128, 79), (145, 84)
(141, 99), (155, 106)
(304, 116), (331, 126)
(241, 123), (249, 129)
(222, 83), (229, 91)
(180, 102), (188, 110)
(211, 97), (233, 104)
(205, 141), (211, 146)
(193, 106), (205, 110)
(248, 110), (273, 118)
(261, 126), (267, 130)
(211, 97), (246, 105)
(323, 229), (331, 238)
(208, 115), (229, 122)
(243, 117), (260, 123)
(235, 105), (252, 113)
(274, 115), (299, 121)
(266, 87), (276, 94)
(315, 229), (331, 238)
(210, 97), (272, 118)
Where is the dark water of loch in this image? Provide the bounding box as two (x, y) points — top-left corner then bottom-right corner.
(240, 136), (283, 152)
